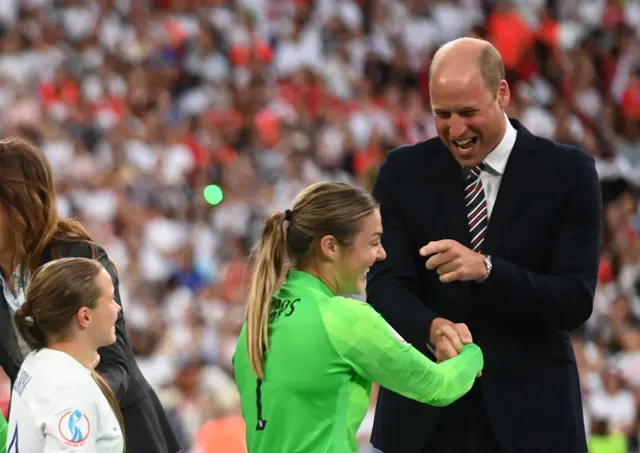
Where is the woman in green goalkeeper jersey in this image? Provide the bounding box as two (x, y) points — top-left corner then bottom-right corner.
(233, 181), (484, 453)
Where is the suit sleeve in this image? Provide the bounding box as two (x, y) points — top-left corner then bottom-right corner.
(323, 298), (483, 407)
(475, 151), (602, 331)
(367, 150), (440, 348)
(61, 243), (131, 403)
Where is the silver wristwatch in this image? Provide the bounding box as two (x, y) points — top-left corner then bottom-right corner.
(476, 254), (492, 283)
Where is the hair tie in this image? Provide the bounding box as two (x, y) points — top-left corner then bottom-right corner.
(19, 304), (33, 318)
(284, 209), (293, 222)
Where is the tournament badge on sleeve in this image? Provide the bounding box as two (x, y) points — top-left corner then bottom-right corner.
(58, 409), (91, 446)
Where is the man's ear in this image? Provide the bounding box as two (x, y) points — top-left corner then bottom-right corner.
(497, 79), (510, 110)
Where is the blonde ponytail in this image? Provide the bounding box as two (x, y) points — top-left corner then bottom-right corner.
(247, 211), (288, 379)
(92, 371), (126, 452)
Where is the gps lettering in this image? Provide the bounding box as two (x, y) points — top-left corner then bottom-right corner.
(270, 298), (300, 321)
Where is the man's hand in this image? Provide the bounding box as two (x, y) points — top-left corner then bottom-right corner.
(430, 317), (472, 361)
(420, 240), (487, 283)
(430, 317), (482, 376)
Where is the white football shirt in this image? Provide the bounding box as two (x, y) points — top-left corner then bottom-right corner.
(6, 348), (124, 452)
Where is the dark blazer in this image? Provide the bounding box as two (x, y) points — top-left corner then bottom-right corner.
(366, 119), (602, 453)
(0, 240), (181, 453)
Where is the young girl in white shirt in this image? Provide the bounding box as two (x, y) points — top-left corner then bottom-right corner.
(7, 257), (124, 453)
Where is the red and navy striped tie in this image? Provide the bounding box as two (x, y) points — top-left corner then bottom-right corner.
(464, 163), (488, 252)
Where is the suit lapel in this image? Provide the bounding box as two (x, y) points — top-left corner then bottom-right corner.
(430, 145), (472, 248)
(482, 120), (535, 254)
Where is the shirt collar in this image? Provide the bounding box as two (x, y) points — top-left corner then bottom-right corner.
(483, 115), (517, 175)
(35, 348), (92, 376)
(286, 270), (335, 298)
(0, 266), (26, 298)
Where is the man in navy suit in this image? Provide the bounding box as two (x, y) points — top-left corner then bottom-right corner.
(366, 37), (602, 453)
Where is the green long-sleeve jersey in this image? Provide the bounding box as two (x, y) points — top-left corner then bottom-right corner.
(0, 409), (6, 453)
(232, 270), (483, 453)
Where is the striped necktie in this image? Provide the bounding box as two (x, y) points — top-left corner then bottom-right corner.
(464, 163), (488, 252)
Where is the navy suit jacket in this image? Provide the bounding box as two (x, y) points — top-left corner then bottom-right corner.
(366, 118), (602, 453)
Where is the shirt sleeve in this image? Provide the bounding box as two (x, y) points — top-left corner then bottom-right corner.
(322, 297), (484, 407)
(0, 411), (6, 453)
(41, 385), (99, 453)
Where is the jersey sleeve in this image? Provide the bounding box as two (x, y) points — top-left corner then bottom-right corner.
(0, 411), (6, 453)
(321, 297), (484, 407)
(40, 384), (99, 453)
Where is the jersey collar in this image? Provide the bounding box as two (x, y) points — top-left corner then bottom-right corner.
(36, 348), (92, 376)
(286, 270), (335, 297)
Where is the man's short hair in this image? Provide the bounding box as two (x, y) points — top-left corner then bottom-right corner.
(478, 44), (506, 98)
(429, 39), (506, 99)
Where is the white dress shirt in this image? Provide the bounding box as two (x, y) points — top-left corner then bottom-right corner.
(480, 115), (517, 218)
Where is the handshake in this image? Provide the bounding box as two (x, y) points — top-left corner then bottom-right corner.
(430, 317), (482, 377)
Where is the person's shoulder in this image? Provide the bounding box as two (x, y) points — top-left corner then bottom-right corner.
(18, 356), (94, 405)
(324, 295), (377, 319)
(520, 122), (594, 169)
(533, 138), (597, 187)
(43, 376), (97, 415)
(537, 136), (593, 164)
(322, 297), (408, 343)
(46, 375), (95, 397)
(66, 240), (107, 259)
(24, 351), (89, 381)
(53, 240), (106, 260)
(33, 377), (97, 432)
(318, 296), (375, 341)
(556, 143), (595, 171)
(383, 137), (445, 168)
(49, 240), (118, 278)
(375, 138), (447, 189)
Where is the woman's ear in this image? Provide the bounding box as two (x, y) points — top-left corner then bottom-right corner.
(318, 235), (339, 261)
(76, 307), (91, 329)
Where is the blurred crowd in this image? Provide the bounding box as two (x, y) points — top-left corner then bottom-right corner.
(0, 0), (638, 451)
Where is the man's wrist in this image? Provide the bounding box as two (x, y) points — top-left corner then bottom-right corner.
(476, 254), (492, 283)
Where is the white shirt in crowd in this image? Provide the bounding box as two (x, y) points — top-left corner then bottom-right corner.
(7, 348), (124, 453)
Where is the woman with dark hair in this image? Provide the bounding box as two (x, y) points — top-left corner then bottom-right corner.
(8, 257), (124, 452)
(0, 137), (180, 453)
